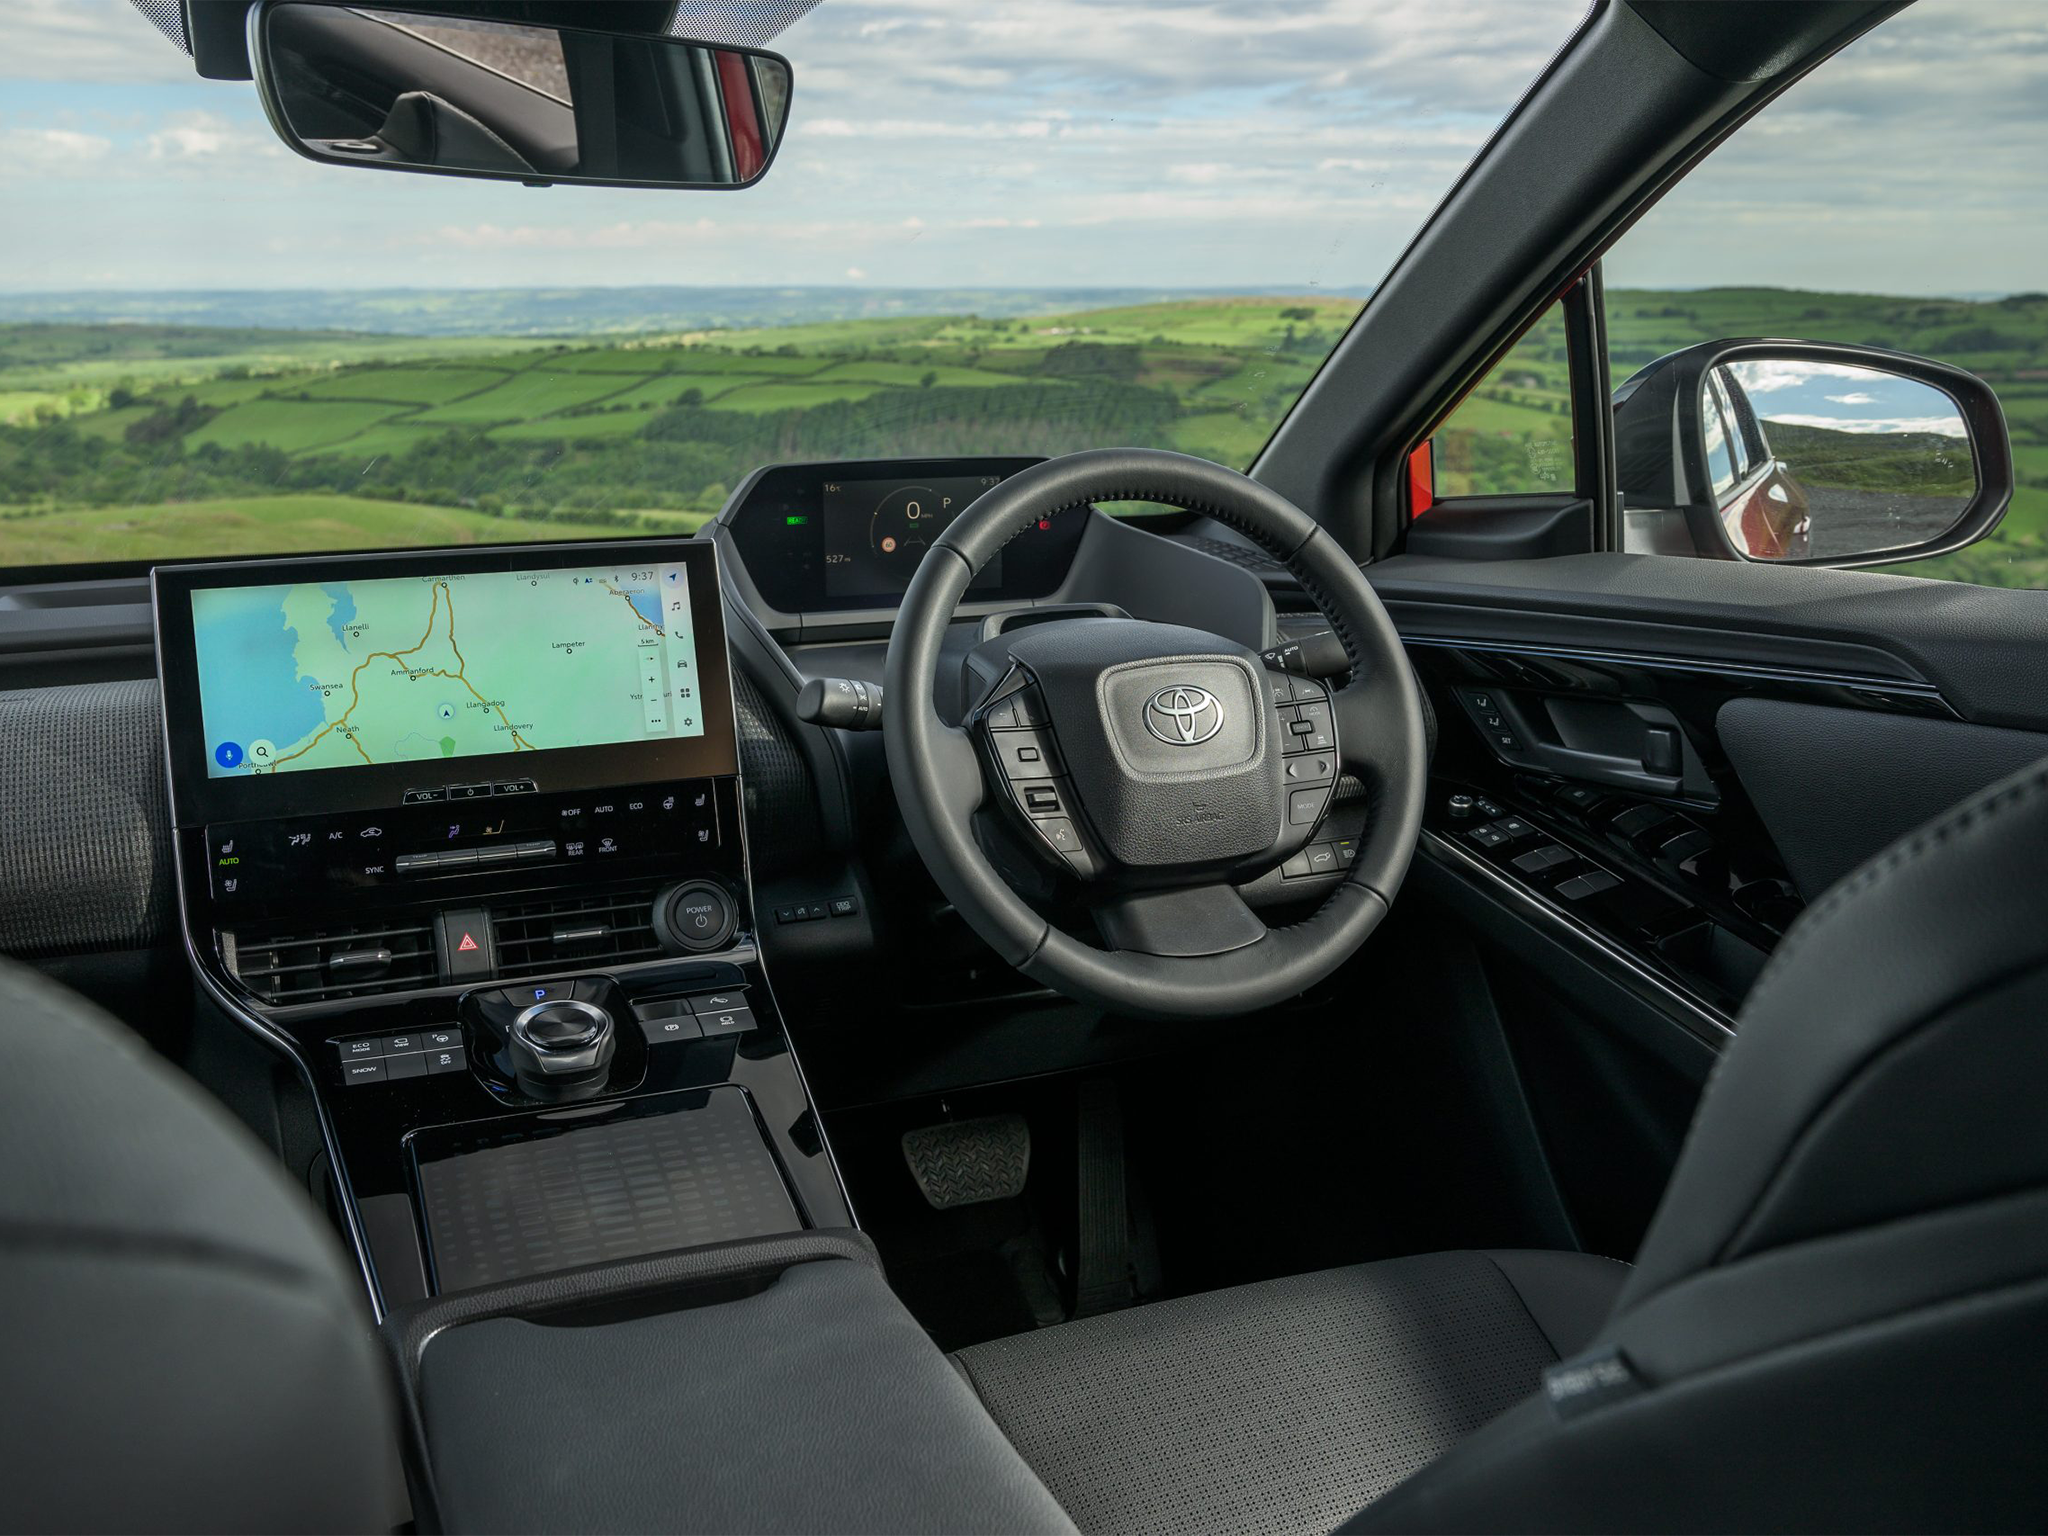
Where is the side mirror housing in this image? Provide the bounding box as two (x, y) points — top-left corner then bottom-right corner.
(249, 1), (792, 190)
(1612, 339), (2013, 569)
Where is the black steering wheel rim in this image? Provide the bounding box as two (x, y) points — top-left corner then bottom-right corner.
(883, 447), (1427, 1020)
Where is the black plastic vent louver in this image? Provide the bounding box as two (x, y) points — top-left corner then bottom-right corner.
(226, 920), (436, 1005)
(493, 885), (663, 977)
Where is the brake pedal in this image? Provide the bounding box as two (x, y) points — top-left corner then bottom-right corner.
(902, 1114), (1031, 1209)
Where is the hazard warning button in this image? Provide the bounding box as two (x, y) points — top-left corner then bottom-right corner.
(435, 908), (494, 982)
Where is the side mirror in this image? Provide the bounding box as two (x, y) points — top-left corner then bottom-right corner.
(1612, 340), (2013, 568)
(249, 1), (792, 189)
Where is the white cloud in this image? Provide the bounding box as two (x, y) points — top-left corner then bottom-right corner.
(1825, 392), (1879, 405)
(0, 127), (113, 172)
(146, 110), (243, 160)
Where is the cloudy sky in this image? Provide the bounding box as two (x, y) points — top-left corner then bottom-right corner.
(1, 0), (2042, 296)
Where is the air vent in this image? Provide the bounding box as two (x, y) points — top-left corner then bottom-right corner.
(225, 920), (436, 1006)
(493, 885), (663, 977)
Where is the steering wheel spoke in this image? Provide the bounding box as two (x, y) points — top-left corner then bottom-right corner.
(1090, 881), (1266, 958)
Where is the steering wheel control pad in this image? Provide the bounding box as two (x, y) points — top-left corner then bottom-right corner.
(976, 617), (1332, 881)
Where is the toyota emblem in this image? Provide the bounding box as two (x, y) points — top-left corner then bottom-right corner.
(1143, 685), (1226, 746)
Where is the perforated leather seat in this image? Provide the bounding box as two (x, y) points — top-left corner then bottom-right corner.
(957, 756), (2048, 1534)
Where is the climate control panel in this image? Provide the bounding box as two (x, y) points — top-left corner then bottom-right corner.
(202, 776), (728, 918)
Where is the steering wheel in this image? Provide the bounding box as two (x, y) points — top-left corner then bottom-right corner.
(883, 448), (1427, 1019)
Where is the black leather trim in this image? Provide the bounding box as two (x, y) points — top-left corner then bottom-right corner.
(1715, 698), (2048, 900)
(411, 1250), (1077, 1535)
(1484, 1249), (1631, 1360)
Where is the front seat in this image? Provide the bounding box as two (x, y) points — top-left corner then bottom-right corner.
(0, 960), (403, 1532)
(956, 757), (2048, 1533)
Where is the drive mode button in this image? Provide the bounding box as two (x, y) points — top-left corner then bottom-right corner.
(656, 881), (737, 954)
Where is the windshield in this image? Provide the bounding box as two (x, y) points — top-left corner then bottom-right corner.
(0, 1), (1582, 572)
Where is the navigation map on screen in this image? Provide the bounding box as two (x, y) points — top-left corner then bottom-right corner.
(191, 562), (704, 778)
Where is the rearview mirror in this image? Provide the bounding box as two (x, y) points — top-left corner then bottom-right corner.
(250, 2), (792, 189)
(1613, 341), (2014, 568)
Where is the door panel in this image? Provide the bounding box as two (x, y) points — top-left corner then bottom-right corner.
(1716, 701), (2048, 900)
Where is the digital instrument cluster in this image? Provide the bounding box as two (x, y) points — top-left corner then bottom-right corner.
(720, 456), (1090, 613)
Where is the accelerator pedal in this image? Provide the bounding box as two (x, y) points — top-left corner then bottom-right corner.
(902, 1114), (1031, 1209)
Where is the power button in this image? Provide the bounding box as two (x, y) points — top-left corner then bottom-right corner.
(656, 880), (738, 954)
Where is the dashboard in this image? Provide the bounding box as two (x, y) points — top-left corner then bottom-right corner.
(720, 456), (1090, 614)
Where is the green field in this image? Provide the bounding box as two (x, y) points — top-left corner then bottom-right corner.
(2, 286), (2044, 584)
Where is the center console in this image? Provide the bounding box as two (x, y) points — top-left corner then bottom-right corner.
(153, 539), (851, 1315)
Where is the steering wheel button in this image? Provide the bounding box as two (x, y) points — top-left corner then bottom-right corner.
(1287, 788), (1328, 827)
(995, 728), (1065, 780)
(1019, 781), (1065, 815)
(1307, 843), (1339, 874)
(1010, 687), (1049, 728)
(1283, 753), (1336, 786)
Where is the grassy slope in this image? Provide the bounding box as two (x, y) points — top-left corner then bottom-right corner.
(6, 288), (2044, 582)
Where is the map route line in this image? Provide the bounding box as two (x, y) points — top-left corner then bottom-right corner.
(262, 580), (536, 770)
(601, 578), (662, 631)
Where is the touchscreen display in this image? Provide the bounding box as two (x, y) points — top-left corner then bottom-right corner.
(191, 560), (705, 779)
(821, 473), (1004, 600)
